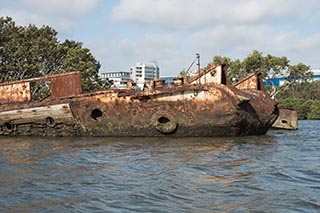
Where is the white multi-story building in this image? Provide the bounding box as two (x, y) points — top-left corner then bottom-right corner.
(130, 62), (160, 84)
(100, 71), (131, 88)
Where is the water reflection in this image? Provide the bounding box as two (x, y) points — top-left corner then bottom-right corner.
(1, 121), (320, 212)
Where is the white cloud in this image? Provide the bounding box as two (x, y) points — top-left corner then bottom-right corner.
(20, 0), (101, 18)
(0, 8), (73, 31)
(1, 0), (101, 32)
(112, 0), (320, 29)
(189, 25), (272, 57)
(91, 19), (320, 76)
(88, 33), (187, 75)
(281, 33), (320, 68)
(110, 0), (320, 71)
(2, 0), (320, 76)
(189, 24), (320, 68)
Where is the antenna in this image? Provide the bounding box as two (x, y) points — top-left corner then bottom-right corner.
(196, 53), (201, 84)
(196, 53), (200, 72)
(186, 53), (201, 73)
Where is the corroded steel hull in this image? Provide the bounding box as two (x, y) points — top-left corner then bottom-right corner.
(0, 66), (278, 137)
(70, 85), (277, 137)
(0, 84), (278, 137)
(272, 108), (298, 130)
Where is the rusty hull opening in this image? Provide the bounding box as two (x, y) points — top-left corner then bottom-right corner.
(158, 116), (170, 124)
(46, 117), (56, 127)
(91, 108), (103, 120)
(4, 122), (13, 132)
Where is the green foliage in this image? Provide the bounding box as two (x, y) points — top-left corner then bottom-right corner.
(228, 59), (243, 82)
(178, 69), (190, 80)
(286, 63), (312, 83)
(308, 100), (320, 120)
(277, 81), (320, 100)
(242, 50), (265, 74)
(211, 55), (231, 66)
(57, 39), (103, 91)
(276, 81), (320, 119)
(0, 16), (105, 92)
(263, 54), (290, 86)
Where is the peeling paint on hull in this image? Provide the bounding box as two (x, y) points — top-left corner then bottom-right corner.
(0, 65), (279, 137)
(272, 108), (298, 130)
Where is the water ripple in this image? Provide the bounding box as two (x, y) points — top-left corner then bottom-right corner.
(1, 120), (320, 212)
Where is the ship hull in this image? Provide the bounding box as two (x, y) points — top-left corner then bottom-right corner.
(0, 83), (278, 137)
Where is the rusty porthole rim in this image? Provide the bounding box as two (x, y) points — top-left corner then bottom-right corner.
(3, 122), (14, 132)
(46, 116), (56, 128)
(151, 111), (178, 134)
(158, 116), (171, 124)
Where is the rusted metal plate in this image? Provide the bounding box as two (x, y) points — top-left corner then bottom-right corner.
(272, 108), (298, 130)
(234, 73), (264, 91)
(51, 72), (82, 98)
(0, 82), (31, 103)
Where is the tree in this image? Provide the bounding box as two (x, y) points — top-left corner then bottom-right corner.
(57, 39), (103, 91)
(307, 100), (320, 120)
(0, 16), (106, 92)
(276, 80), (320, 119)
(211, 55), (231, 66)
(178, 69), (190, 81)
(0, 17), (60, 81)
(286, 63), (312, 83)
(228, 59), (243, 82)
(242, 50), (264, 74)
(263, 54), (290, 97)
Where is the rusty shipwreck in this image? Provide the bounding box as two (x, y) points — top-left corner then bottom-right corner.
(0, 64), (278, 137)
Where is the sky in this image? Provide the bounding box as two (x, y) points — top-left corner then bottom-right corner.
(1, 0), (320, 76)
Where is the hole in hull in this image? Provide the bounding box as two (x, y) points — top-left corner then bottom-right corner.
(91, 108), (103, 120)
(46, 117), (56, 127)
(158, 116), (170, 124)
(4, 122), (13, 132)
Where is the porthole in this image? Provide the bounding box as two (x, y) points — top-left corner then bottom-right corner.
(46, 117), (56, 127)
(91, 108), (103, 120)
(3, 122), (13, 132)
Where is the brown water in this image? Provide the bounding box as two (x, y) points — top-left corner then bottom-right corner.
(0, 120), (319, 212)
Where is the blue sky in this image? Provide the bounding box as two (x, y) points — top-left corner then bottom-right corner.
(1, 0), (320, 76)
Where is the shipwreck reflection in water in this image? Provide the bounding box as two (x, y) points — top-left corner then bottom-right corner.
(1, 121), (320, 212)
